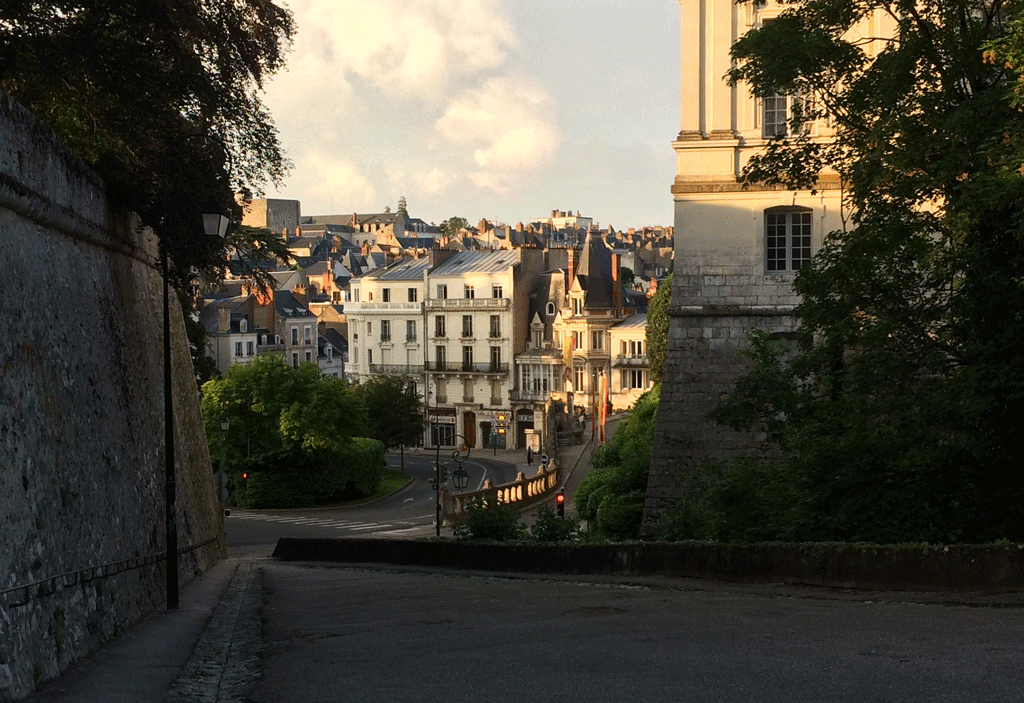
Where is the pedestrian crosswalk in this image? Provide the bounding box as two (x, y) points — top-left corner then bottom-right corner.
(227, 511), (426, 535)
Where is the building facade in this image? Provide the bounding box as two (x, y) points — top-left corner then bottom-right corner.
(642, 0), (891, 532)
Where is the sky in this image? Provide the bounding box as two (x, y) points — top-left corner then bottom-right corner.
(261, 0), (681, 231)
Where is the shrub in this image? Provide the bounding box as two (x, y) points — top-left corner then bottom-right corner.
(453, 496), (524, 541)
(529, 506), (581, 543)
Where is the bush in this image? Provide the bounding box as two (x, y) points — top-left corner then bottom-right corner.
(453, 496), (524, 541)
(529, 506), (581, 543)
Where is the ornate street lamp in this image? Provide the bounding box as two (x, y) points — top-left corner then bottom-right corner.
(163, 204), (229, 609)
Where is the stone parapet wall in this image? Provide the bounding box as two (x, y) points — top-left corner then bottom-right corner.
(0, 90), (224, 701)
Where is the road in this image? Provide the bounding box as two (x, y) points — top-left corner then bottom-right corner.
(225, 451), (517, 549)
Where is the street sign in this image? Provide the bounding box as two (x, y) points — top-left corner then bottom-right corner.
(540, 453), (549, 467)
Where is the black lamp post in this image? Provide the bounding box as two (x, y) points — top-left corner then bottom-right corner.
(163, 206), (229, 610)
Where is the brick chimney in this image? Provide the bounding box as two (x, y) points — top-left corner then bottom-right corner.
(292, 283), (307, 307)
(567, 247), (576, 286)
(611, 253), (623, 316)
(429, 245), (457, 269)
(217, 304), (230, 334)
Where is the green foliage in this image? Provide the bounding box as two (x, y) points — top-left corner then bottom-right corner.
(619, 266), (636, 287)
(646, 275), (672, 384)
(397, 196), (409, 217)
(355, 373), (423, 450)
(453, 496), (524, 541)
(201, 355), (377, 508)
(529, 506), (581, 543)
(576, 386), (659, 539)
(437, 216), (470, 239)
(0, 1), (294, 291)
(713, 0), (1024, 542)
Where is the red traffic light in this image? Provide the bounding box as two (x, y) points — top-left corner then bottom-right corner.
(556, 492), (565, 504)
(242, 472), (249, 481)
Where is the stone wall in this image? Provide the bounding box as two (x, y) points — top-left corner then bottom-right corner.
(0, 91), (224, 701)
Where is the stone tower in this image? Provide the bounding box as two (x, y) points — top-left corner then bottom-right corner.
(641, 0), (861, 533)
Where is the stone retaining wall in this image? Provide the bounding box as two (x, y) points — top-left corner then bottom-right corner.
(0, 90), (224, 701)
(272, 538), (1024, 594)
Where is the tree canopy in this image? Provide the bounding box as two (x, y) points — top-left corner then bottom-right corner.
(438, 216), (470, 239)
(0, 0), (294, 289)
(355, 373), (424, 451)
(712, 0), (1024, 541)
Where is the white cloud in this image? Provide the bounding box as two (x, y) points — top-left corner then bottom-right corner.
(436, 76), (560, 190)
(295, 0), (517, 99)
(297, 152), (377, 208)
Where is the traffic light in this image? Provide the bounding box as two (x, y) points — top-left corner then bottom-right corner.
(556, 488), (565, 517)
(241, 471), (249, 484)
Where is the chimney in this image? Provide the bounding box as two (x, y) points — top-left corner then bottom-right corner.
(292, 283), (307, 306)
(612, 253), (623, 316)
(429, 245), (458, 269)
(567, 247), (576, 285)
(217, 304), (230, 334)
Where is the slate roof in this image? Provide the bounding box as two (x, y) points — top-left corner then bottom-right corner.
(430, 249), (518, 276)
(574, 230), (616, 309)
(274, 290), (315, 318)
(357, 256), (431, 281)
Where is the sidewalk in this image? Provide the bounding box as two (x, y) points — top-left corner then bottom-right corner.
(20, 434), (606, 702)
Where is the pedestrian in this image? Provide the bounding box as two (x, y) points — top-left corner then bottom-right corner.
(526, 446), (533, 465)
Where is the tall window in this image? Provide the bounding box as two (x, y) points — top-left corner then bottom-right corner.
(462, 315), (473, 337)
(408, 287), (417, 302)
(406, 320), (417, 342)
(435, 345), (446, 370)
(235, 342), (243, 357)
(304, 325), (311, 344)
(489, 315), (501, 338)
(464, 285), (475, 299)
(436, 284), (448, 299)
(382, 288), (391, 302)
(490, 346), (501, 371)
(590, 331), (603, 350)
(763, 92), (811, 139)
(435, 315), (446, 337)
(765, 207), (813, 272)
(380, 320), (391, 341)
(492, 284), (503, 298)
(291, 326), (298, 345)
(462, 346), (474, 371)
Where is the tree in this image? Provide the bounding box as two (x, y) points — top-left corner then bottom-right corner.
(714, 0), (1024, 541)
(438, 216), (470, 239)
(619, 266), (636, 287)
(356, 373), (424, 452)
(646, 274), (672, 385)
(397, 196), (409, 217)
(200, 355), (374, 508)
(0, 0), (295, 290)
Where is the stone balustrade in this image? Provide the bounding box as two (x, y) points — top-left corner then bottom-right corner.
(443, 463), (560, 521)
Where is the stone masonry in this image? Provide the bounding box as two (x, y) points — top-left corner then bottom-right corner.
(0, 89), (224, 701)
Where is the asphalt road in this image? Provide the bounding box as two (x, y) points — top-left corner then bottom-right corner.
(225, 451), (517, 549)
(249, 562), (1024, 703)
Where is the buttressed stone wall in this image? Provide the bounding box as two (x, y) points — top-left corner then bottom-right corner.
(0, 90), (224, 701)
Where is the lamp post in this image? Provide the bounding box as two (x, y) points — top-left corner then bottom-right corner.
(217, 414), (230, 517)
(163, 205), (229, 610)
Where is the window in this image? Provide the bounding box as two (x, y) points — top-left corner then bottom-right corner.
(380, 320), (391, 341)
(492, 284), (503, 298)
(765, 207), (813, 272)
(573, 367), (584, 393)
(367, 321), (372, 335)
(490, 346), (501, 371)
(367, 349), (373, 365)
(572, 331), (583, 350)
(305, 351), (312, 362)
(532, 327), (543, 348)
(292, 352), (299, 369)
(435, 315), (446, 337)
(436, 345), (447, 370)
(353, 288), (360, 302)
(463, 378), (474, 402)
(408, 287), (417, 302)
(572, 297), (583, 315)
(304, 325), (311, 344)
(462, 315), (473, 338)
(462, 346), (474, 371)
(432, 423), (455, 447)
(591, 331), (603, 350)
(246, 341), (254, 356)
(291, 327), (298, 345)
(239, 318), (248, 333)
(436, 284), (448, 299)
(382, 288), (391, 302)
(621, 369), (647, 390)
(235, 342), (243, 357)
(546, 302), (555, 317)
(464, 285), (475, 299)
(763, 92), (811, 139)
(489, 315), (501, 338)
(406, 320), (417, 342)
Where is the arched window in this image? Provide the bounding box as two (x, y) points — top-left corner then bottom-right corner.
(545, 302), (555, 317)
(765, 206), (812, 272)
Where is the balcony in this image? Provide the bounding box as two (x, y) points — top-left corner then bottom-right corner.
(424, 362), (509, 375)
(346, 301), (422, 314)
(614, 354), (649, 367)
(425, 298), (510, 312)
(368, 364), (422, 376)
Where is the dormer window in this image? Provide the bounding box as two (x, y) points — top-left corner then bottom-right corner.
(239, 318), (248, 333)
(545, 302), (555, 317)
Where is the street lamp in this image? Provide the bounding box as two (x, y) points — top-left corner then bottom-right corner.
(452, 465), (470, 491)
(163, 204), (229, 610)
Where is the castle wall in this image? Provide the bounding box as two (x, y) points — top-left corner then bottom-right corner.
(0, 90), (224, 700)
